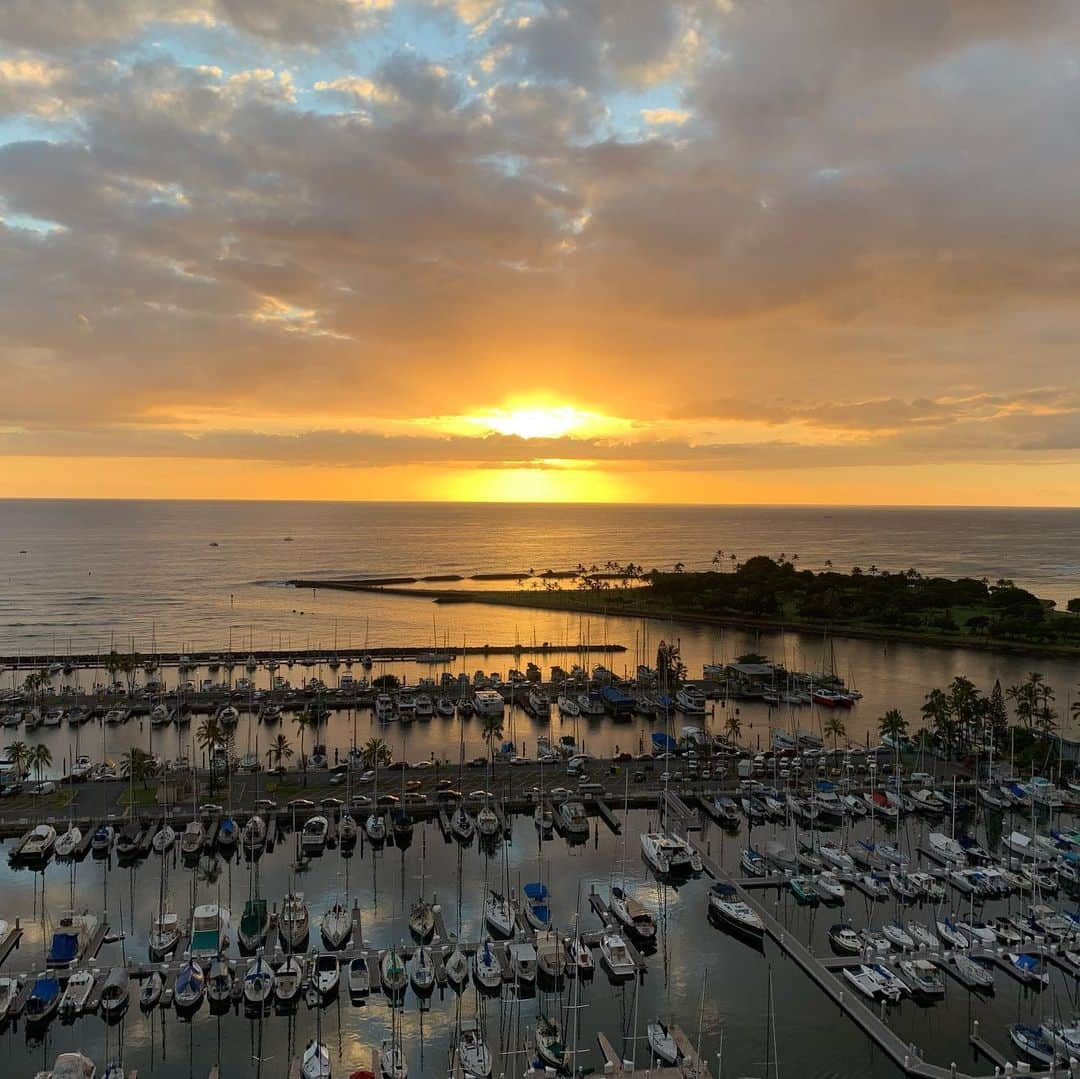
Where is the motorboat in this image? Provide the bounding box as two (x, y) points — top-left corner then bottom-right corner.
(473, 940), (502, 990)
(139, 970), (163, 1010)
(610, 886), (656, 938)
(313, 952), (340, 998)
(150, 911), (181, 959)
(789, 876), (819, 906)
(897, 959), (945, 1000)
(190, 903), (230, 960)
(408, 945), (435, 993)
(151, 823), (176, 854)
(908, 872), (945, 902)
(59, 969), (94, 1017)
(21, 824), (57, 863)
(641, 832), (691, 875)
(173, 957), (205, 1011)
(888, 871), (919, 902)
(741, 847), (767, 877)
(869, 963), (908, 1001)
(301, 1040), (332, 1079)
(647, 1020), (679, 1066)
(347, 956), (370, 997)
(828, 923), (862, 955)
(207, 956), (233, 1008)
(380, 949), (408, 995)
(273, 955), (303, 1004)
(456, 1019), (492, 1077)
(241, 815), (266, 856)
(813, 872), (846, 904)
(507, 941), (537, 984)
(567, 933), (593, 975)
(279, 893), (310, 951)
(599, 931), (635, 978)
(321, 901), (352, 950)
(301, 816), (329, 853)
(535, 928), (565, 982)
(842, 964), (886, 1001)
(484, 891), (514, 937)
(556, 801), (589, 838)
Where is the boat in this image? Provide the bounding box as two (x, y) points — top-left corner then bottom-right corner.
(379, 1039), (407, 1079)
(190, 904), (230, 960)
(238, 898), (269, 953)
(450, 806), (476, 842)
(741, 847), (767, 877)
(789, 876), (819, 906)
(338, 813), (358, 847)
(313, 952), (340, 998)
(408, 945), (435, 993)
(380, 948), (408, 995)
(813, 872), (846, 904)
(476, 804), (499, 837)
(484, 890), (514, 937)
(952, 954), (994, 991)
(456, 1019), (492, 1077)
(150, 911), (181, 959)
(842, 964), (886, 1001)
(26, 975), (61, 1023)
(928, 832), (966, 864)
(936, 917), (969, 950)
(54, 827), (81, 859)
(365, 812), (386, 843)
(301, 816), (329, 853)
(828, 923), (862, 955)
(241, 815), (266, 856)
(347, 956), (370, 997)
(274, 955), (303, 1004)
(647, 1020), (679, 1065)
(100, 967), (130, 1017)
(1009, 1024), (1059, 1066)
(180, 820), (203, 858)
(610, 886), (656, 938)
(151, 823), (176, 854)
(521, 882), (551, 930)
(907, 922), (939, 949)
(473, 688), (505, 718)
(409, 899), (435, 942)
(556, 800), (589, 838)
(473, 940), (502, 990)
(868, 963), (907, 1001)
(535, 928), (565, 981)
(173, 957), (205, 1010)
(599, 931), (635, 978)
(1008, 952), (1049, 986)
(302, 1040), (332, 1079)
(567, 932), (593, 975)
(1040, 1019), (1080, 1061)
(48, 909), (97, 968)
(21, 824), (57, 863)
(321, 901), (352, 950)
(444, 945), (469, 987)
(557, 695), (580, 718)
(139, 970), (163, 1010)
(35, 1053), (97, 1079)
(279, 893), (310, 951)
(534, 1015), (568, 1071)
(207, 956), (233, 1007)
(59, 969), (94, 1016)
(898, 959), (945, 1000)
(507, 941), (537, 984)
(882, 921), (915, 951)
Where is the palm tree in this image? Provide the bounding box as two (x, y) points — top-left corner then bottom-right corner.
(878, 708), (908, 745)
(196, 716), (226, 790)
(120, 746), (155, 788)
(293, 711), (313, 783)
(6, 740), (29, 781)
(28, 744), (52, 787)
(481, 713), (504, 763)
(723, 713), (741, 745)
(823, 714), (846, 752)
(361, 737), (392, 770)
(266, 733), (293, 772)
(921, 689), (954, 757)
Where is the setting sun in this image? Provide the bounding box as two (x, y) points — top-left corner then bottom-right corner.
(469, 404), (598, 440)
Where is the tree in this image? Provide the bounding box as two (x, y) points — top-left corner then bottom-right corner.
(267, 733), (293, 772)
(293, 711), (314, 784)
(6, 740), (28, 780)
(361, 737), (392, 769)
(481, 713), (504, 763)
(878, 708), (908, 745)
(946, 676), (983, 753)
(988, 680), (1008, 744)
(120, 746), (155, 787)
(921, 688), (955, 756)
(1068, 598), (1080, 615)
(28, 744), (52, 787)
(823, 714), (846, 752)
(723, 713), (741, 745)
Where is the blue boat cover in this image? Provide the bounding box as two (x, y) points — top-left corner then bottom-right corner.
(651, 732), (677, 751)
(523, 882), (549, 900)
(47, 931), (77, 965)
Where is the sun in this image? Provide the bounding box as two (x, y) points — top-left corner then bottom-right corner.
(471, 403), (601, 439)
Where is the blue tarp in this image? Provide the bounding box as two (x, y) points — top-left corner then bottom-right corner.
(523, 882), (549, 900)
(651, 732), (677, 752)
(815, 780), (838, 792)
(47, 931), (77, 965)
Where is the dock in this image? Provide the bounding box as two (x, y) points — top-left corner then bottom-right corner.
(588, 1027), (712, 1078)
(0, 923), (22, 967)
(592, 798), (622, 834)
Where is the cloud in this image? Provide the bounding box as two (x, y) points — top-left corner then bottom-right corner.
(641, 107), (690, 126)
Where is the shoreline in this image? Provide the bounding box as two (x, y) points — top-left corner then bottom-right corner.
(289, 579), (1080, 659)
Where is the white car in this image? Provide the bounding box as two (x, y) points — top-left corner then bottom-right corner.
(358, 770), (376, 783)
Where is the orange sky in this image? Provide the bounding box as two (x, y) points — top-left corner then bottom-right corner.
(1, 1), (1078, 505)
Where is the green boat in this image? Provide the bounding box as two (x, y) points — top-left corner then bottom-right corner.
(238, 898), (268, 953)
(789, 876), (819, 906)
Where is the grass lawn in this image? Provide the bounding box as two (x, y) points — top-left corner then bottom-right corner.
(118, 785), (160, 807)
(1, 789), (75, 815)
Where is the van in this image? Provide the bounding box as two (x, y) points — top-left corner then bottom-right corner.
(577, 781), (605, 795)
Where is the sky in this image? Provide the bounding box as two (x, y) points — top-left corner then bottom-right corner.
(1, 0), (1079, 505)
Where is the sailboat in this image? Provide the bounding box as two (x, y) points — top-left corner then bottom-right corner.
(321, 900), (351, 950)
(238, 897), (269, 953)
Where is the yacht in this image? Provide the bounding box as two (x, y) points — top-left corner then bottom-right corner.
(365, 811), (387, 843)
(707, 883), (764, 937)
(190, 904), (230, 961)
(379, 1039), (407, 1079)
(237, 898), (269, 953)
(409, 898), (435, 941)
(279, 893), (310, 951)
(508, 941), (537, 984)
(301, 816), (329, 853)
(534, 1015), (568, 1071)
(151, 823), (176, 854)
(451, 805), (476, 842)
(321, 901), (351, 950)
(347, 956), (370, 997)
(55, 826), (82, 859)
(22, 824), (57, 863)
(241, 815), (266, 856)
(242, 954), (273, 1008)
(600, 932), (635, 978)
(444, 946), (469, 987)
(476, 804), (499, 837)
(484, 891), (514, 937)
(535, 928), (565, 981)
(25, 975), (61, 1024)
(610, 886), (656, 938)
(180, 820), (204, 859)
(375, 694), (394, 722)
(207, 956), (233, 1008)
(150, 911), (181, 959)
(473, 688), (505, 718)
(59, 969), (94, 1017)
(898, 959), (945, 1000)
(556, 800), (589, 838)
(472, 940), (502, 990)
(313, 952), (340, 998)
(47, 910), (97, 968)
(380, 948), (408, 995)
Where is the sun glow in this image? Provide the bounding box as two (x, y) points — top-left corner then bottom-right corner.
(470, 403), (601, 439)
